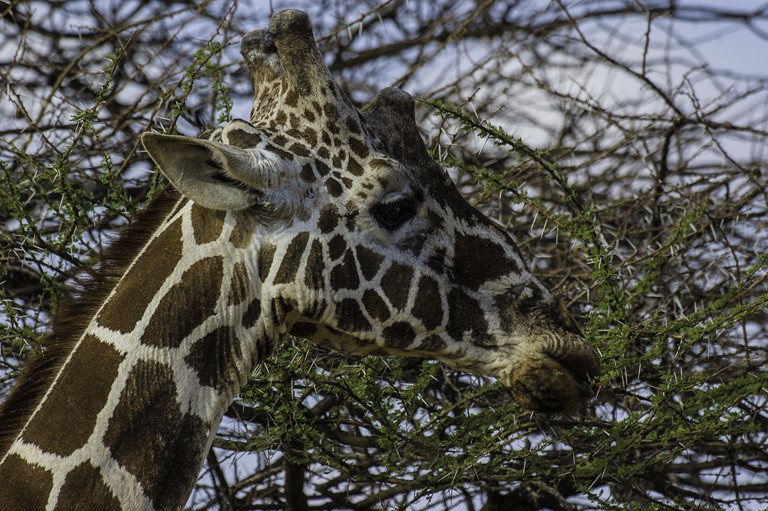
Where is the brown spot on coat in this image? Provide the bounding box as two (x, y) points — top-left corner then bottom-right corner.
(446, 288), (493, 347)
(380, 262), (413, 310)
(300, 163), (316, 183)
(426, 249), (448, 275)
(228, 261), (249, 306)
(399, 230), (428, 257)
(0, 453), (53, 511)
(303, 239), (325, 290)
(325, 178), (343, 198)
(265, 142), (294, 161)
(335, 298), (371, 333)
(228, 213), (253, 248)
(369, 158), (390, 170)
(21, 334), (124, 457)
(141, 256), (224, 348)
(318, 205), (339, 234)
(328, 234), (346, 261)
(345, 116), (362, 136)
(229, 225), (253, 248)
(411, 275), (443, 331)
(104, 360), (209, 511)
(330, 248), (360, 290)
(416, 335), (447, 352)
(242, 297), (262, 329)
(454, 232), (518, 289)
(98, 218), (183, 333)
(226, 128), (262, 148)
(325, 102), (340, 132)
(362, 289), (390, 322)
(285, 87), (300, 107)
(356, 245), (384, 281)
(315, 159), (330, 176)
(185, 326), (242, 391)
(288, 142), (310, 158)
(347, 157), (364, 176)
(273, 232), (310, 284)
(382, 322), (416, 350)
(301, 128), (318, 146)
(272, 134), (288, 147)
(348, 135), (370, 159)
(191, 204), (226, 245)
(260, 241), (277, 281)
(56, 462), (120, 511)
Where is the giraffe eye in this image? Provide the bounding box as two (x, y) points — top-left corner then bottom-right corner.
(373, 199), (416, 230)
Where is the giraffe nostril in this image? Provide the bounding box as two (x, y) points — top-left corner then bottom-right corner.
(508, 284), (526, 299)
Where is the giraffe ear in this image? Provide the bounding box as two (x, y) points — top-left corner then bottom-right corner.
(141, 133), (300, 211)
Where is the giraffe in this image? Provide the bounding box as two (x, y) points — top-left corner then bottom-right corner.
(0, 9), (600, 511)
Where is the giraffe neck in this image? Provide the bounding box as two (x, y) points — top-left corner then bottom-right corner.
(0, 188), (274, 511)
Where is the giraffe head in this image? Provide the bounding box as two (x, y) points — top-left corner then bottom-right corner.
(141, 9), (600, 412)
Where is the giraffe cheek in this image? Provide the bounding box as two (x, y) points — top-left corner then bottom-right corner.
(452, 232), (521, 289)
(445, 288), (493, 347)
(380, 262), (413, 311)
(329, 248), (360, 290)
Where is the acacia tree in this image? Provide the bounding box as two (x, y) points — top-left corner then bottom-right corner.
(1, 1), (767, 509)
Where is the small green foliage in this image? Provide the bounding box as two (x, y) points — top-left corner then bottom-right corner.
(169, 42), (232, 132)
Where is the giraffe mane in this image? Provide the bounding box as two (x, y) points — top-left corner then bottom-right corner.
(0, 187), (182, 458)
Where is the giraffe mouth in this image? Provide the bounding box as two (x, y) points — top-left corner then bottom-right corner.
(502, 333), (601, 413)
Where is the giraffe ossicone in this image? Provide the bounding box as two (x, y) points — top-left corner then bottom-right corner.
(0, 9), (600, 511)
